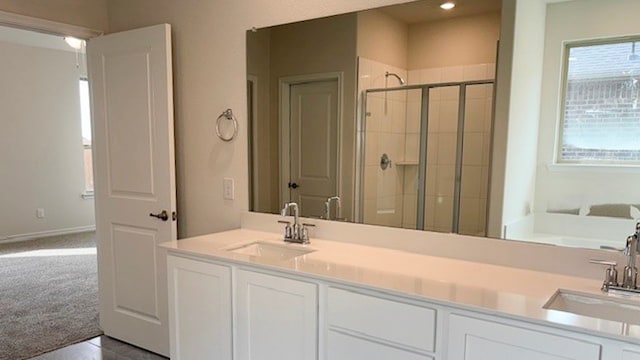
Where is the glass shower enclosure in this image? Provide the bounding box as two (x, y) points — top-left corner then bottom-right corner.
(358, 81), (494, 236)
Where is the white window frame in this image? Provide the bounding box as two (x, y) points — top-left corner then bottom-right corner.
(79, 77), (94, 198)
(556, 36), (640, 167)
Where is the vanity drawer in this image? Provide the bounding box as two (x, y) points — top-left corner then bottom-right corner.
(327, 330), (434, 360)
(447, 314), (601, 360)
(327, 287), (436, 352)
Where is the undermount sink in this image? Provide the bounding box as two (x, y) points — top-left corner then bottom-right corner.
(544, 289), (640, 325)
(225, 241), (315, 261)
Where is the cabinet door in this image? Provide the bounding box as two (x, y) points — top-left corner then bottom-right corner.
(448, 314), (601, 360)
(236, 269), (318, 360)
(167, 255), (232, 360)
(623, 349), (640, 360)
(328, 330), (433, 360)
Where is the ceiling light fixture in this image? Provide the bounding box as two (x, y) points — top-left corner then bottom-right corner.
(440, 2), (455, 10)
(64, 36), (85, 50)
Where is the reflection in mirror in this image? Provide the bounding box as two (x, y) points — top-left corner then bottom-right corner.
(501, 0), (640, 250)
(246, 0), (501, 234)
(246, 0), (640, 251)
(361, 81), (493, 237)
(247, 12), (359, 220)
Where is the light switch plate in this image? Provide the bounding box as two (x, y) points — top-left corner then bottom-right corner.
(223, 178), (234, 200)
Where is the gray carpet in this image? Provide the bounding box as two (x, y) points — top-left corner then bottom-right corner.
(0, 232), (102, 360)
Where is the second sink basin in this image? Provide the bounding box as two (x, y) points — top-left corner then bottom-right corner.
(544, 289), (640, 325)
(225, 241), (315, 261)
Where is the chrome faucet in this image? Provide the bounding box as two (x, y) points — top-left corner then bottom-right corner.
(280, 202), (313, 244)
(592, 222), (640, 294)
(324, 196), (341, 221)
(622, 223), (640, 289)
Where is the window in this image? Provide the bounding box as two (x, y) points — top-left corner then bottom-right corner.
(79, 78), (94, 193)
(558, 38), (640, 164)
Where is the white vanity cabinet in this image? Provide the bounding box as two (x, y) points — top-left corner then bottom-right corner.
(167, 255), (232, 360)
(447, 314), (602, 360)
(166, 250), (640, 360)
(236, 269), (318, 360)
(327, 287), (436, 360)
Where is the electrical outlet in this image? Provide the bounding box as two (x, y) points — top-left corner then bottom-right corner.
(36, 208), (45, 218)
(223, 178), (234, 200)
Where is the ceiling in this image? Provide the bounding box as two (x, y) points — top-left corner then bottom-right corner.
(378, 0), (502, 24)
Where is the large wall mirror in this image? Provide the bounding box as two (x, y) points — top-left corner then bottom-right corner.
(246, 0), (640, 251)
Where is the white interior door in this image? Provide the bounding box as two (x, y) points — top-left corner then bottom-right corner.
(87, 24), (176, 356)
(289, 79), (339, 217)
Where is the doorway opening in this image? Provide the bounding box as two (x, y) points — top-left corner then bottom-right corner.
(0, 23), (101, 358)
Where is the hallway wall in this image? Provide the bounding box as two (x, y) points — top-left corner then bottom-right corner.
(0, 31), (95, 241)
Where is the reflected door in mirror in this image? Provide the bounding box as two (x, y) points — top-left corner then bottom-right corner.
(288, 79), (339, 218)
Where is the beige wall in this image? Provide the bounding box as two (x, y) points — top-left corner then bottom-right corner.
(0, 0), (108, 32)
(408, 12), (501, 70)
(357, 9), (408, 69)
(107, 0), (411, 238)
(0, 39), (95, 239)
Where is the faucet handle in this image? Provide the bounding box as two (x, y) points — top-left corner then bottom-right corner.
(300, 223), (315, 244)
(278, 220), (293, 240)
(624, 235), (637, 256)
(589, 259), (617, 267)
(600, 245), (624, 252)
(589, 259), (619, 291)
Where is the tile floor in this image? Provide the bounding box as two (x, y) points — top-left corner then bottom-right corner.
(31, 335), (167, 359)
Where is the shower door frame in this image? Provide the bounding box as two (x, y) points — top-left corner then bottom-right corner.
(357, 79), (495, 234)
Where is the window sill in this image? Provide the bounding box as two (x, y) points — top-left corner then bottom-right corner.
(546, 163), (640, 173)
(81, 191), (95, 199)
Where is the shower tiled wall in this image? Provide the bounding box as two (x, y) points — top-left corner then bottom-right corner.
(359, 57), (408, 228)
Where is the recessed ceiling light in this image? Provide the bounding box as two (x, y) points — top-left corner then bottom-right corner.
(440, 2), (455, 10)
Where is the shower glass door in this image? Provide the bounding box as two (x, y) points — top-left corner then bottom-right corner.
(423, 85), (460, 233)
(361, 81), (494, 235)
(361, 87), (422, 229)
(457, 83), (493, 236)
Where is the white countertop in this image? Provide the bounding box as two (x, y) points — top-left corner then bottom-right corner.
(160, 228), (640, 344)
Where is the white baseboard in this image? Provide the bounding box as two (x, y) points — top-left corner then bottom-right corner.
(0, 225), (96, 244)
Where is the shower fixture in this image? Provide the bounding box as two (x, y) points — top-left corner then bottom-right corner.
(385, 71), (405, 85)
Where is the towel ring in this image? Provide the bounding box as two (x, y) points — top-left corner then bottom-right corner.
(216, 108), (238, 142)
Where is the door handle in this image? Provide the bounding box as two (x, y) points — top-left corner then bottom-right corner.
(288, 182), (299, 189)
(149, 210), (169, 221)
